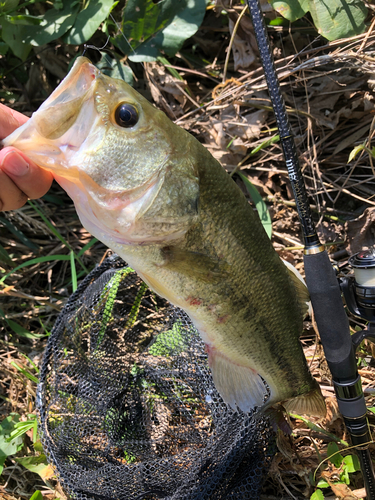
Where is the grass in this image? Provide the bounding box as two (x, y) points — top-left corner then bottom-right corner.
(0, 183), (106, 499)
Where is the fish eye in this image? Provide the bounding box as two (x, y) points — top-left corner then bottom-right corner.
(114, 103), (139, 128)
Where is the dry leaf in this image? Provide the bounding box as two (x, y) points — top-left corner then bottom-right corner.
(144, 62), (188, 118)
(316, 220), (344, 245)
(299, 72), (370, 129)
(218, 0), (273, 70)
(228, 18), (257, 71)
(345, 207), (375, 254)
(321, 466), (357, 499)
(276, 430), (295, 461)
(35, 46), (68, 80)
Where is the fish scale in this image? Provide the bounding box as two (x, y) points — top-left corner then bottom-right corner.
(3, 56), (325, 416)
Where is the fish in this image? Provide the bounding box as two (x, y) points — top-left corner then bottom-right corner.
(3, 56), (325, 417)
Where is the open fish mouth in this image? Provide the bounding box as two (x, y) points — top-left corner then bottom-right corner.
(2, 57), (101, 179)
(2, 55), (192, 244)
(33, 56), (99, 139)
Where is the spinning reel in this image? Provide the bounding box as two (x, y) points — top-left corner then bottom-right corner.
(341, 248), (375, 347)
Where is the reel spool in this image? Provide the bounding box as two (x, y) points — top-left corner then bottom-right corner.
(342, 249), (375, 324)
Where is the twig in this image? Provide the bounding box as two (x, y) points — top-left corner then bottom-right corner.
(222, 4), (248, 84)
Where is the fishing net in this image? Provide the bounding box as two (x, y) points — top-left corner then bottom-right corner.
(36, 254), (276, 500)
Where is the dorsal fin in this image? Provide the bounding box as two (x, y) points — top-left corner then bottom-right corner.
(282, 259), (311, 318)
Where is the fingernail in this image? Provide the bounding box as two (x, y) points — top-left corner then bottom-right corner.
(2, 151), (29, 176)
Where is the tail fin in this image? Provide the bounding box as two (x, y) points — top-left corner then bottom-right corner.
(283, 382), (326, 418)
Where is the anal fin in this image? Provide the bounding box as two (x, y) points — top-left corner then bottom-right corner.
(207, 345), (267, 413)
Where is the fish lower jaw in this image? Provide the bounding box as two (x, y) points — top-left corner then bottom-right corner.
(54, 175), (163, 247)
(3, 138), (69, 173)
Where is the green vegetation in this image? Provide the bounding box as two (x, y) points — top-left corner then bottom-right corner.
(310, 442), (361, 499)
(238, 173), (272, 239)
(95, 266), (135, 349)
(0, 412), (53, 483)
(115, 0), (207, 61)
(148, 321), (188, 356)
(0, 0), (368, 70)
(270, 0), (367, 40)
(0, 0), (207, 65)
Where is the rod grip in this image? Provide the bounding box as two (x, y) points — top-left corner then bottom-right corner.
(304, 251), (357, 381)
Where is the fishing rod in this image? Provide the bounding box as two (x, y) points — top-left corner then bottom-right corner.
(244, 0), (375, 497)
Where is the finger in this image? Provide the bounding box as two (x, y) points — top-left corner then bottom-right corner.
(0, 169), (28, 210)
(0, 148), (53, 202)
(0, 103), (29, 138)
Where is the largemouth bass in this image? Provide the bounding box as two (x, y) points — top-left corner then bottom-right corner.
(3, 57), (325, 416)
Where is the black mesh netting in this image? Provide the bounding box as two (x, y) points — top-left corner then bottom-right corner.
(36, 255), (276, 500)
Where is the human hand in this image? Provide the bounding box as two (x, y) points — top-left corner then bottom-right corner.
(0, 103), (53, 211)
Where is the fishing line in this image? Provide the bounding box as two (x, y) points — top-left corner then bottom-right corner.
(278, 24), (323, 213)
(109, 13), (134, 55)
(109, 12), (146, 72)
(108, 12), (168, 99)
(82, 11), (164, 101)
(82, 36), (111, 57)
(109, 12), (139, 58)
